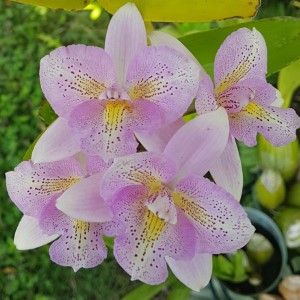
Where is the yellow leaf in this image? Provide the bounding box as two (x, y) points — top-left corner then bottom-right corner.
(99, 0), (260, 22)
(12, 0), (90, 10)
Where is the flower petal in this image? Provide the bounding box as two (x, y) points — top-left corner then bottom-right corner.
(149, 31), (201, 67)
(112, 186), (195, 284)
(69, 100), (138, 161)
(6, 158), (83, 217)
(40, 45), (115, 116)
(14, 215), (58, 250)
(85, 155), (109, 176)
(105, 3), (146, 85)
(209, 135), (243, 201)
(135, 118), (184, 153)
(56, 174), (113, 223)
(40, 202), (107, 271)
(32, 117), (81, 163)
(230, 102), (300, 146)
(214, 28), (267, 95)
(173, 175), (255, 254)
(236, 78), (277, 107)
(126, 45), (199, 122)
(166, 253), (212, 291)
(195, 74), (217, 114)
(101, 152), (177, 201)
(164, 107), (229, 181)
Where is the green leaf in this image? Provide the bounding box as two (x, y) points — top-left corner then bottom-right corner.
(23, 132), (43, 160)
(231, 250), (249, 282)
(212, 255), (234, 281)
(179, 18), (300, 77)
(103, 236), (114, 249)
(12, 0), (91, 10)
(167, 286), (190, 300)
(100, 0), (260, 22)
(39, 101), (58, 126)
(122, 280), (169, 300)
(278, 59), (300, 108)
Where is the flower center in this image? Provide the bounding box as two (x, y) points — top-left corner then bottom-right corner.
(145, 185), (177, 225)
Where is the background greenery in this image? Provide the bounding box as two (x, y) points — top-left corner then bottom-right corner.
(0, 0), (299, 299)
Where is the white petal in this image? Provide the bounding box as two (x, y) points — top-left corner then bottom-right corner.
(105, 3), (147, 85)
(136, 118), (184, 153)
(56, 174), (113, 223)
(164, 107), (229, 181)
(32, 117), (80, 163)
(210, 135), (243, 201)
(166, 253), (212, 291)
(14, 215), (58, 250)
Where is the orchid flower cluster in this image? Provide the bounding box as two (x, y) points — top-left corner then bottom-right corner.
(6, 3), (300, 291)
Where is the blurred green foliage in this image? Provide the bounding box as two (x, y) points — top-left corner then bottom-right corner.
(0, 1), (138, 299)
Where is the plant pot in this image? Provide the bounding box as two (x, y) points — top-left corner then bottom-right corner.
(211, 208), (288, 300)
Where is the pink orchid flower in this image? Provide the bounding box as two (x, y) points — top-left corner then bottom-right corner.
(141, 29), (300, 202)
(6, 153), (114, 271)
(39, 3), (199, 162)
(99, 108), (255, 290)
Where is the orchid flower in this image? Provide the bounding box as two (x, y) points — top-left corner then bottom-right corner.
(6, 154), (113, 271)
(143, 29), (300, 201)
(39, 3), (199, 162)
(100, 108), (255, 290)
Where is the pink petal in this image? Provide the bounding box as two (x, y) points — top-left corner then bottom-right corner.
(85, 155), (109, 176)
(210, 135), (243, 201)
(228, 77), (277, 107)
(174, 175), (255, 254)
(136, 118), (184, 153)
(6, 158), (83, 217)
(101, 152), (177, 201)
(32, 117), (81, 163)
(105, 3), (146, 85)
(126, 45), (199, 122)
(214, 28), (267, 95)
(166, 253), (212, 291)
(56, 174), (113, 223)
(40, 201), (107, 271)
(195, 74), (218, 114)
(69, 100), (138, 161)
(132, 99), (165, 131)
(230, 102), (300, 146)
(217, 84), (252, 113)
(164, 107), (229, 181)
(112, 186), (196, 284)
(40, 45), (115, 116)
(14, 215), (58, 250)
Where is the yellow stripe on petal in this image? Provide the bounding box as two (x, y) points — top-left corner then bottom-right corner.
(173, 191), (212, 227)
(215, 62), (252, 96)
(73, 220), (90, 236)
(130, 209), (166, 279)
(74, 76), (106, 99)
(128, 80), (160, 101)
(144, 210), (166, 241)
(236, 102), (282, 124)
(104, 100), (132, 126)
(35, 176), (80, 195)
